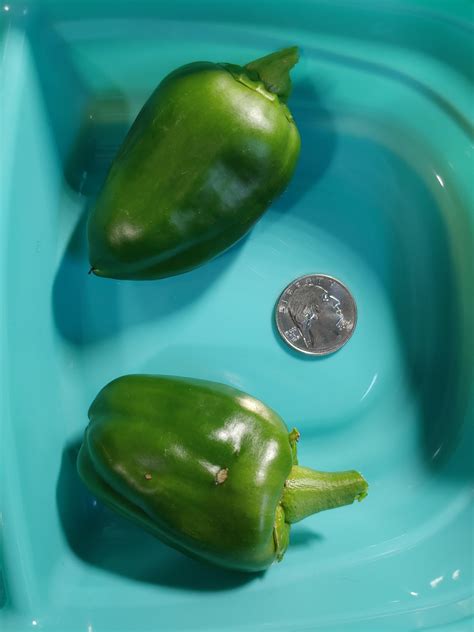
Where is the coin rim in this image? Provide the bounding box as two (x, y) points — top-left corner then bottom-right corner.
(274, 273), (358, 356)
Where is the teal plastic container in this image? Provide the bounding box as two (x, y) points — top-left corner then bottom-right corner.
(1, 1), (472, 630)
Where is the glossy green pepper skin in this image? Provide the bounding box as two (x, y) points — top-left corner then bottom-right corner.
(87, 48), (301, 279)
(77, 375), (368, 572)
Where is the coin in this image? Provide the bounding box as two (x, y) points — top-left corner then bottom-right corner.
(275, 274), (357, 356)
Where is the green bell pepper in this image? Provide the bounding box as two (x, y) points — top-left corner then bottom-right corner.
(77, 375), (368, 572)
(87, 47), (301, 279)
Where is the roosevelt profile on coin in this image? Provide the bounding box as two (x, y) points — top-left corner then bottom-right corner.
(289, 284), (348, 349)
(275, 274), (357, 355)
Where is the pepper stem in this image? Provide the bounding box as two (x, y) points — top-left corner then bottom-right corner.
(281, 466), (368, 524)
(245, 46), (299, 102)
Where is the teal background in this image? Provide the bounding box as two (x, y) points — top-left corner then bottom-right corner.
(1, 1), (473, 630)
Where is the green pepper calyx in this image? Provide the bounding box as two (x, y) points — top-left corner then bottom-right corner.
(244, 46), (299, 102)
(219, 46), (299, 110)
(280, 466), (368, 524)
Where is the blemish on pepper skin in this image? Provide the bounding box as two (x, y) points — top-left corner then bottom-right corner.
(144, 473), (152, 480)
(215, 468), (228, 485)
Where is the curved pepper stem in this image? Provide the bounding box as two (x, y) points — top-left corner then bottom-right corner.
(245, 46), (299, 102)
(281, 466), (368, 524)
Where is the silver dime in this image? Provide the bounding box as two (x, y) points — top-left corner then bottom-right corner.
(275, 274), (357, 356)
